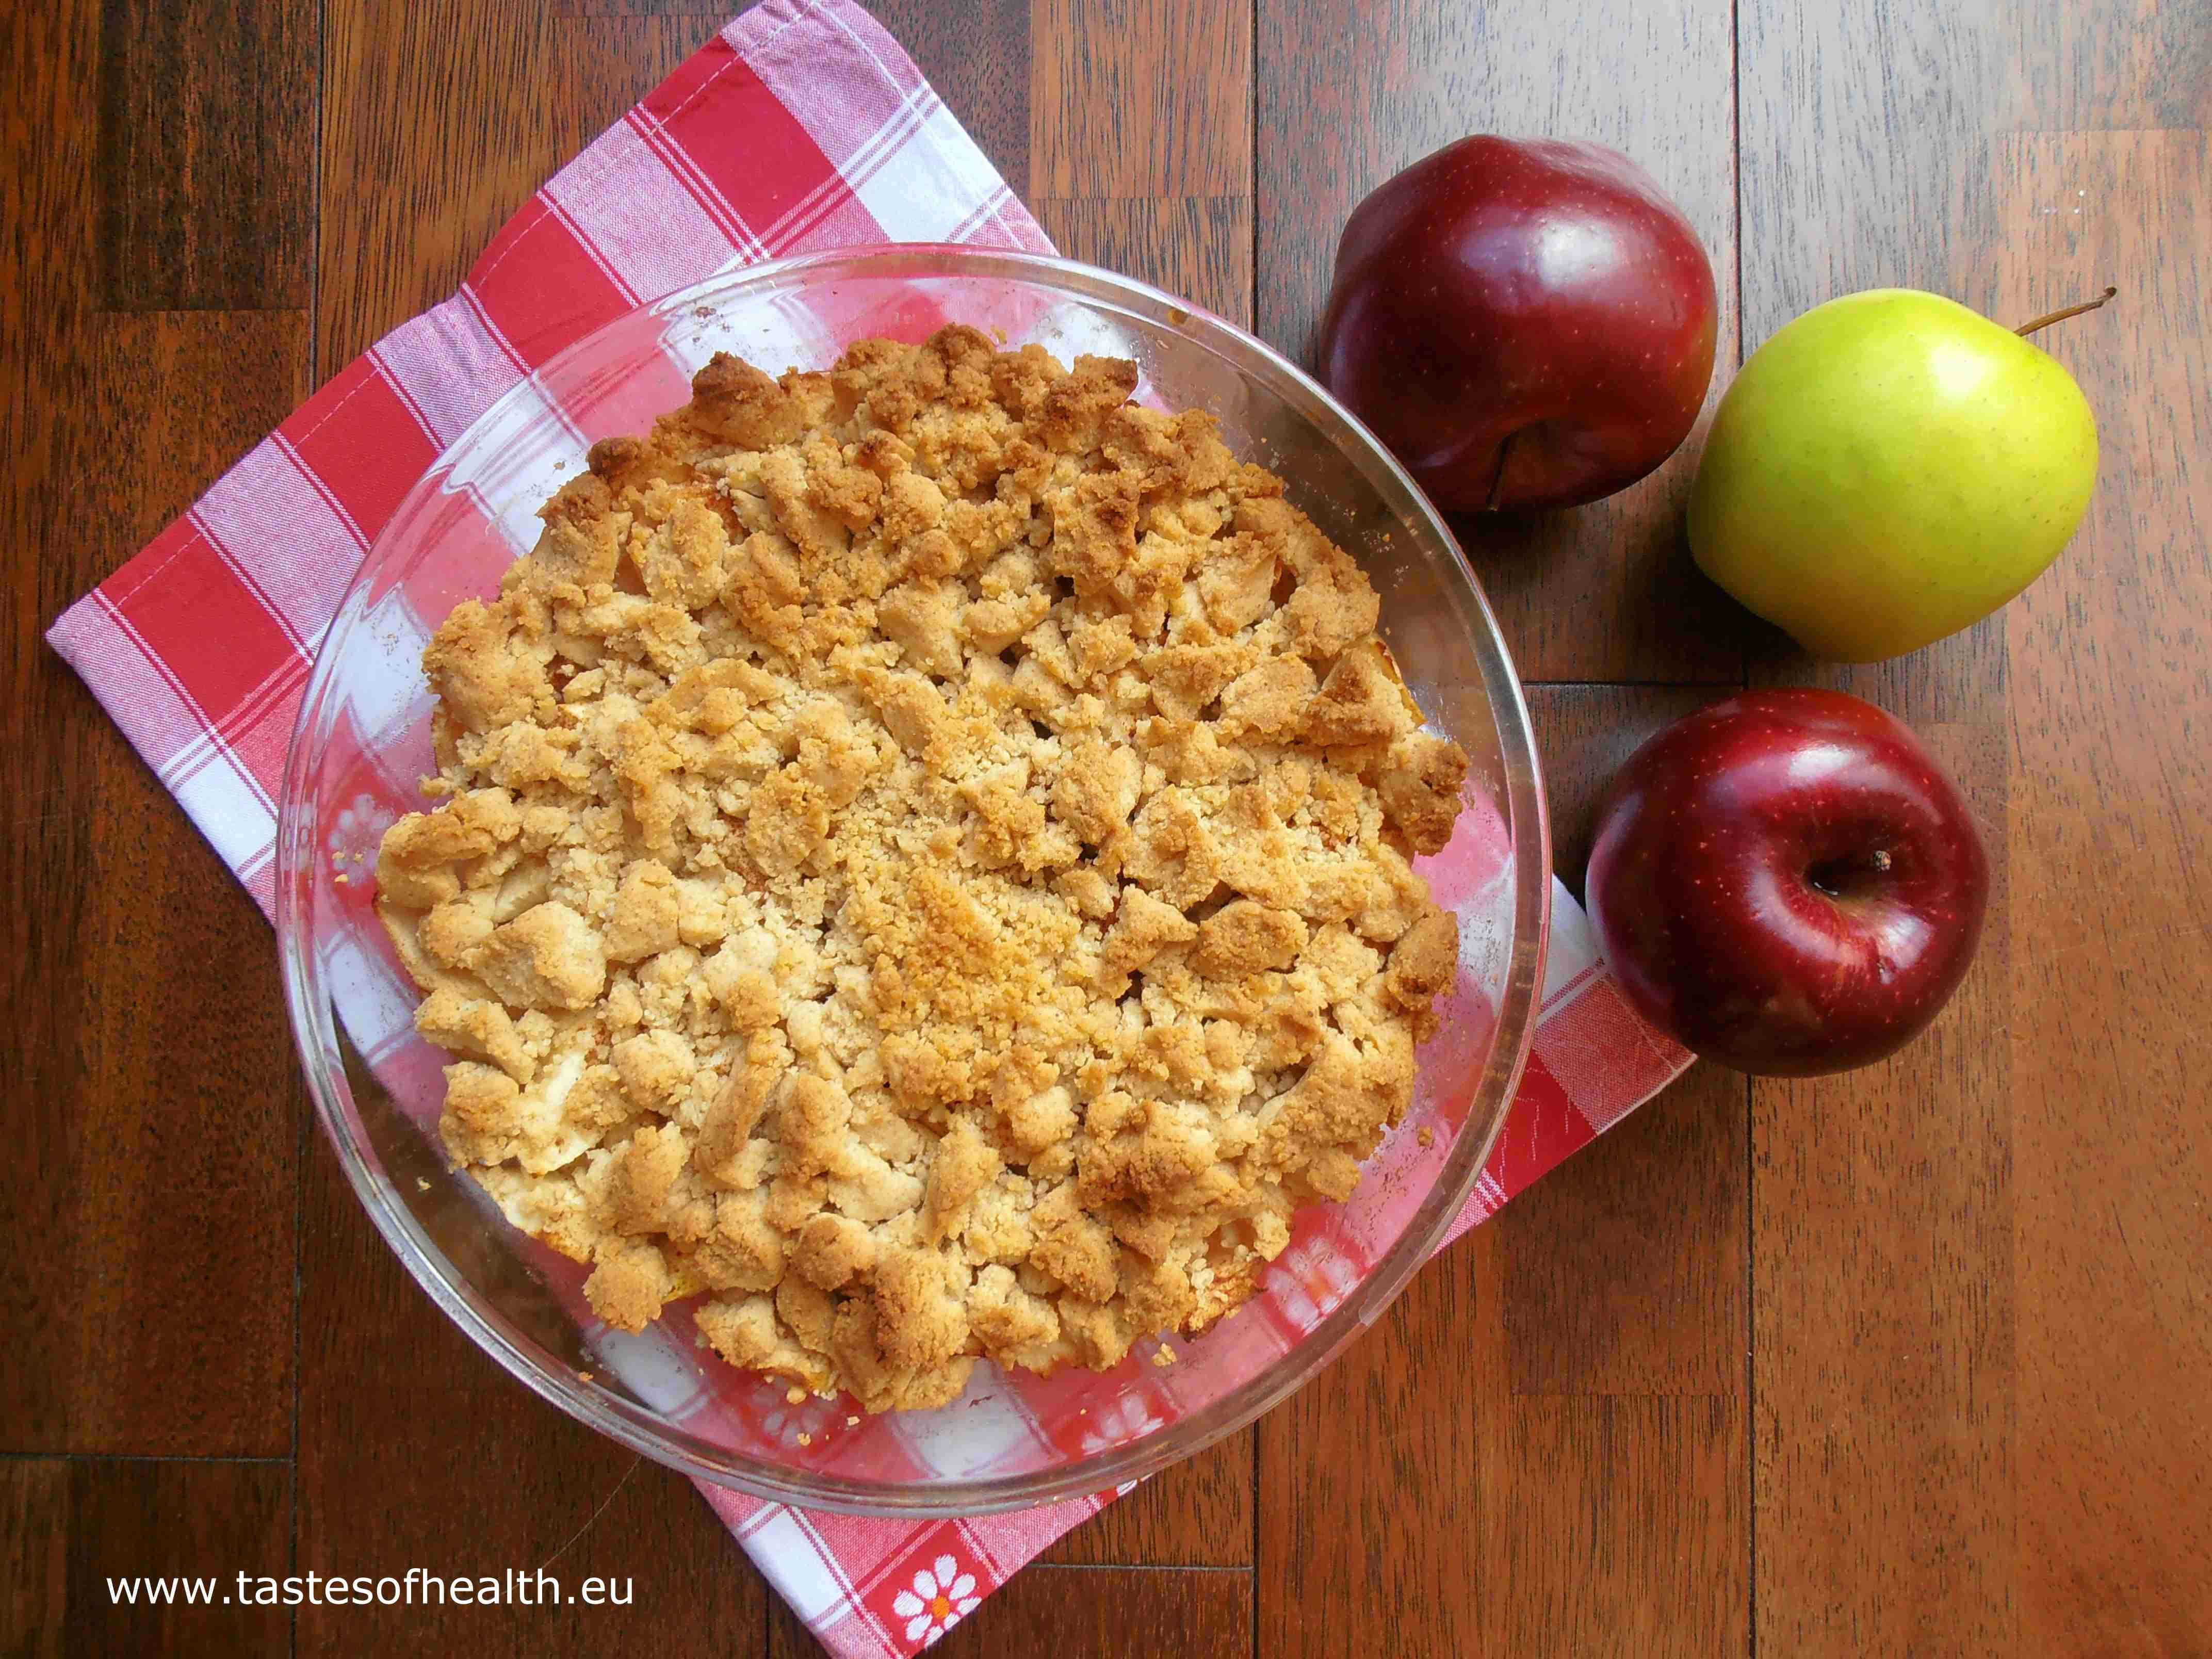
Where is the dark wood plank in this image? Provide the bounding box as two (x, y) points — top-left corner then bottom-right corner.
(11, 0), (302, 1467)
(1, 1460), (70, 1659)
(1030, 0), (1250, 203)
(873, 0), (1032, 193)
(1996, 131), (2212, 1655)
(4, 313), (307, 1455)
(94, 0), (314, 312)
(3, 1457), (293, 1658)
(1258, 1222), (1499, 1657)
(296, 1140), (766, 1656)
(1, 0), (105, 1455)
(1485, 1396), (1747, 1657)
(1753, 722), (2015, 1651)
(770, 1564), (1253, 1659)
(1030, 0), (1253, 322)
(1031, 197), (1250, 323)
(1039, 1434), (1252, 1567)
(555, 16), (729, 161)
(1500, 1071), (1746, 1399)
(72, 315), (308, 1457)
(1255, 0), (1742, 686)
(317, 2), (564, 372)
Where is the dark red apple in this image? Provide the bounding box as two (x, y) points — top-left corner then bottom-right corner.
(1316, 135), (1718, 513)
(1585, 690), (1987, 1077)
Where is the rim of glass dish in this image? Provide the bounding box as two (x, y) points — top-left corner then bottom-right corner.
(275, 244), (1551, 1516)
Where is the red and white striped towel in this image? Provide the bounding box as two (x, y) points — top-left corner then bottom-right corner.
(46, 4), (1694, 1652)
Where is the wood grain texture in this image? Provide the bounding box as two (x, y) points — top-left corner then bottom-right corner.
(1998, 131), (2212, 1655)
(1259, 1221), (1748, 1657)
(1485, 1395), (1747, 1657)
(1500, 1072), (1747, 1400)
(1256, 0), (1743, 686)
(316, 1), (562, 371)
(1, 1461), (71, 1659)
(554, 15), (729, 160)
(873, 0), (1032, 192)
(95, 0), (313, 311)
(1031, 197), (1251, 323)
(1031, 0), (1250, 199)
(1259, 1223), (1499, 1658)
(69, 314), (306, 1456)
(3, 1457), (293, 1658)
(1029, 0), (1255, 329)
(1038, 1434), (1252, 1566)
(5, 290), (307, 1450)
(2, 0), (105, 1454)
(2005, 2), (2212, 134)
(771, 1564), (1253, 1659)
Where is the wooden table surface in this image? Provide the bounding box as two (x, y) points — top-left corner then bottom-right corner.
(6, 1), (2208, 1654)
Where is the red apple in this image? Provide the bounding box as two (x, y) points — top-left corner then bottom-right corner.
(1585, 690), (1987, 1077)
(1316, 135), (1718, 513)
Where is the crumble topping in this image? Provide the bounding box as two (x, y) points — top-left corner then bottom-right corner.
(375, 327), (1470, 1412)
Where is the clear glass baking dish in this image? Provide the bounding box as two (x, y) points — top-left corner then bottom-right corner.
(274, 246), (1549, 1516)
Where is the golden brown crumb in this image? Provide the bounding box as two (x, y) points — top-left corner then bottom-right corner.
(376, 330), (1468, 1411)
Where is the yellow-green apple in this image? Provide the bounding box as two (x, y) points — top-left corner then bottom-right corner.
(1688, 288), (2100, 660)
(1315, 136), (1718, 512)
(1586, 689), (1988, 1077)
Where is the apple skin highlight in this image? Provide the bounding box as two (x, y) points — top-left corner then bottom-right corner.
(1585, 689), (1988, 1077)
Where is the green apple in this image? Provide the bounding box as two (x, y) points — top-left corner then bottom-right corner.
(1688, 288), (2099, 661)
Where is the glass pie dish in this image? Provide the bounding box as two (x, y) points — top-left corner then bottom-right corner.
(274, 246), (1549, 1516)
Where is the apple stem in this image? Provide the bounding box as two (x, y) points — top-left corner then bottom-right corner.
(1484, 431), (1517, 513)
(2012, 285), (2118, 337)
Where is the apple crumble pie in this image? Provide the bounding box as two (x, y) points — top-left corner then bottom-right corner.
(375, 327), (1469, 1412)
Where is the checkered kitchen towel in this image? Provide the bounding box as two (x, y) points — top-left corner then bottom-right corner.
(46, 3), (1694, 1652)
